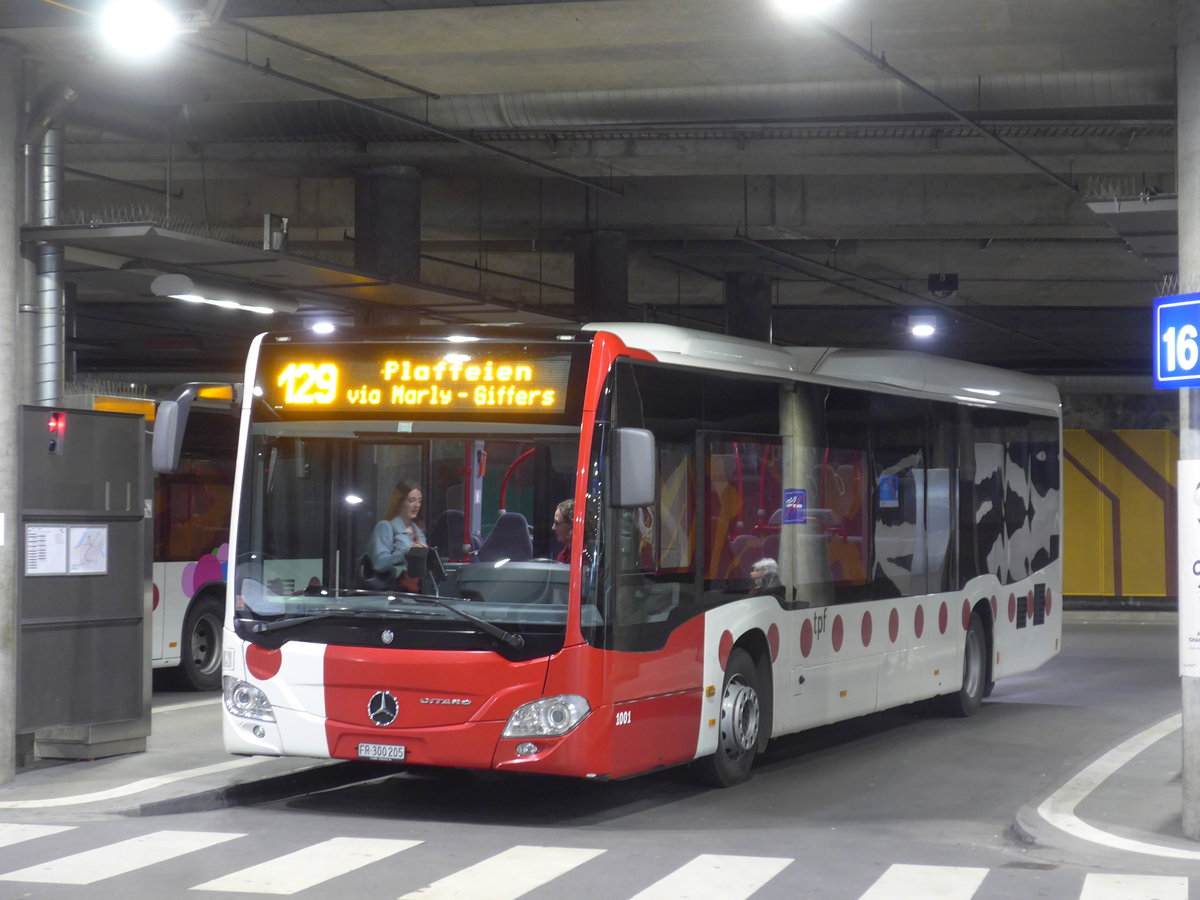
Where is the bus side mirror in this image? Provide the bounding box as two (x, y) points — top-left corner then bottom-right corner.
(151, 398), (186, 474)
(613, 427), (656, 508)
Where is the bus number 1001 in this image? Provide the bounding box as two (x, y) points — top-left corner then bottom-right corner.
(278, 362), (339, 404)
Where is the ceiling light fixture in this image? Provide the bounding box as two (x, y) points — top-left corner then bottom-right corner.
(909, 314), (940, 339)
(99, 0), (180, 60)
(769, 0), (843, 18)
(150, 273), (299, 315)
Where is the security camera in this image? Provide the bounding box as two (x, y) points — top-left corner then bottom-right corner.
(928, 273), (958, 299)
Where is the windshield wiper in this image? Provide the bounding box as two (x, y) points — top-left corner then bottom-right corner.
(392, 594), (525, 649)
(238, 611), (343, 634)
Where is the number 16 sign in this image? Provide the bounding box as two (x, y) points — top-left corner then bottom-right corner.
(1155, 293), (1200, 389)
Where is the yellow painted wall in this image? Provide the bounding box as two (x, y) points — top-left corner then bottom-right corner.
(1063, 430), (1177, 599)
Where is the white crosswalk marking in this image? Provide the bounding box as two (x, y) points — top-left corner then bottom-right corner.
(192, 837), (421, 894)
(0, 823), (73, 848)
(398, 845), (604, 899)
(1081, 873), (1189, 900)
(628, 853), (792, 900)
(858, 863), (989, 900)
(0, 829), (242, 885)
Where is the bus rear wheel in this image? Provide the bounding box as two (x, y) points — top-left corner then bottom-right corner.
(691, 648), (761, 787)
(179, 595), (224, 692)
(939, 611), (987, 717)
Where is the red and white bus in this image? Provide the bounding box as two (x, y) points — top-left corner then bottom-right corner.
(219, 323), (1061, 785)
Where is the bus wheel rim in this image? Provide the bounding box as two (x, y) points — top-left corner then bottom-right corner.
(720, 677), (760, 758)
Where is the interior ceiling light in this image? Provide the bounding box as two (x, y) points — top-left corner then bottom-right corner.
(99, 0), (180, 60)
(769, 0), (844, 18)
(150, 273), (299, 315)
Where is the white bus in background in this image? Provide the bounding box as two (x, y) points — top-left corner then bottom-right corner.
(87, 385), (238, 691)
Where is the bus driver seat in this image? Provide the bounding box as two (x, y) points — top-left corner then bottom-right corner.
(476, 511), (533, 562)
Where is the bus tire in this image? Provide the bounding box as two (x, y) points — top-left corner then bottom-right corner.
(179, 594), (224, 692)
(940, 611), (987, 717)
(691, 648), (761, 787)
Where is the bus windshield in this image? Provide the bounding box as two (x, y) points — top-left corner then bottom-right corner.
(232, 422), (580, 652)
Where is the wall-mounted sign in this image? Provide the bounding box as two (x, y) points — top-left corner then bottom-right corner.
(1154, 292), (1200, 389)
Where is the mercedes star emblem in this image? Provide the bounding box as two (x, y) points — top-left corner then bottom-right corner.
(367, 690), (399, 726)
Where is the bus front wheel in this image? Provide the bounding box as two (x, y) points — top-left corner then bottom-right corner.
(179, 594), (224, 692)
(691, 648), (761, 787)
(939, 611), (987, 717)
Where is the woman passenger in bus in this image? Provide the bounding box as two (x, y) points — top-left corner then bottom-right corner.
(552, 498), (573, 563)
(750, 557), (785, 600)
(369, 481), (427, 590)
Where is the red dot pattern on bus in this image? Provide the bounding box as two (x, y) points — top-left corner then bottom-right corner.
(914, 604), (924, 638)
(247, 644), (283, 680)
(1008, 593), (1016, 623)
(718, 630), (734, 670)
(938, 602), (948, 634)
(1046, 588), (1052, 615)
(861, 611), (872, 648)
(768, 623), (780, 662)
(832, 615), (844, 652)
(800, 618), (813, 658)
(888, 608), (899, 643)
(961, 598), (971, 630)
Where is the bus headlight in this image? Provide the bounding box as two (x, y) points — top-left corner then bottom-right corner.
(223, 676), (276, 723)
(502, 694), (590, 737)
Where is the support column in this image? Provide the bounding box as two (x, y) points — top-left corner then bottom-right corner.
(355, 165), (421, 282)
(0, 45), (22, 784)
(573, 230), (628, 321)
(354, 166), (421, 329)
(723, 272), (773, 342)
(1180, 0), (1200, 841)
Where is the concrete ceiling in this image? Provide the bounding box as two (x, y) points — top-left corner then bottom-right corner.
(4, 0), (1183, 383)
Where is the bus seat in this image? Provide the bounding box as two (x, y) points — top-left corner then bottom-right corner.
(428, 509), (479, 560)
(477, 511), (533, 562)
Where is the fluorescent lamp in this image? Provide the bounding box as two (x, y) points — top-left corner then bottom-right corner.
(150, 273), (298, 315)
(312, 321), (336, 335)
(99, 0), (179, 60)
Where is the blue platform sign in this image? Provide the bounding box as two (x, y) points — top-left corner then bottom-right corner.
(1155, 293), (1200, 389)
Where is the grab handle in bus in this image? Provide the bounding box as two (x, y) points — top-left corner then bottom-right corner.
(613, 427), (656, 508)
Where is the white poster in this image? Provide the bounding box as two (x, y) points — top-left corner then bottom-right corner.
(1179, 459), (1200, 676)
(25, 525), (68, 576)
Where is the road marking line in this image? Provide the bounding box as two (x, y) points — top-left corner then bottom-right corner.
(0, 824), (74, 847)
(0, 757), (262, 808)
(1035, 713), (1200, 860)
(857, 863), (988, 900)
(1081, 872), (1189, 899)
(0, 829), (241, 884)
(629, 854), (792, 900)
(398, 845), (604, 899)
(192, 836), (421, 894)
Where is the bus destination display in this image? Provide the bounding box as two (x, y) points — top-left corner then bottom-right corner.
(264, 349), (575, 416)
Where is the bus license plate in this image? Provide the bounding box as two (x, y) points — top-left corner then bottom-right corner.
(358, 742), (406, 761)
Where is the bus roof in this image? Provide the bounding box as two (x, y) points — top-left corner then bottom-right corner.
(583, 321), (1061, 416)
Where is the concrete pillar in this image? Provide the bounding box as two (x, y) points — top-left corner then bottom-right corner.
(354, 165), (421, 282)
(0, 45), (22, 784)
(724, 272), (773, 342)
(1181, 0), (1200, 841)
(573, 230), (628, 321)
